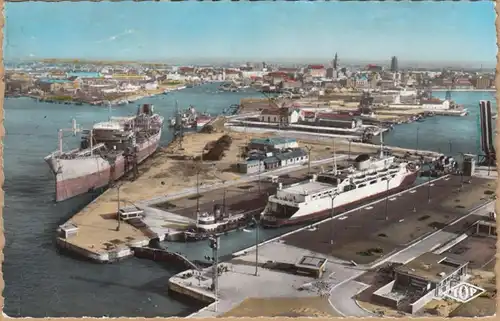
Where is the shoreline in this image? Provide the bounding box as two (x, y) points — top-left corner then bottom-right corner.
(5, 83), (188, 107)
(431, 88), (496, 92)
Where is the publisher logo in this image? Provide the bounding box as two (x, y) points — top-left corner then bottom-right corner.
(444, 283), (485, 303)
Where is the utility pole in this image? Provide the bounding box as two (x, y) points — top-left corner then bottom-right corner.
(384, 178), (389, 221)
(427, 161), (432, 203)
(257, 161), (262, 194)
(222, 180), (227, 216)
(116, 183), (122, 231)
(196, 163), (201, 218)
(254, 217), (259, 276)
(329, 193), (337, 245)
(332, 138), (337, 173)
(305, 145), (313, 175)
(209, 235), (220, 312)
(416, 126), (420, 153)
(348, 139), (352, 160)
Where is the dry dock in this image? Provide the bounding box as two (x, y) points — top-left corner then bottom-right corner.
(169, 175), (495, 317)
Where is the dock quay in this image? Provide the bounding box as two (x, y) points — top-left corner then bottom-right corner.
(132, 246), (199, 270)
(54, 124), (355, 262)
(169, 174), (495, 317)
(228, 125), (443, 161)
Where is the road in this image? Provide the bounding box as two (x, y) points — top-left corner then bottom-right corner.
(327, 200), (494, 317)
(282, 175), (491, 265)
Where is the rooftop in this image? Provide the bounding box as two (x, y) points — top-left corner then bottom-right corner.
(295, 255), (327, 270)
(39, 78), (71, 84)
(276, 148), (307, 161)
(394, 252), (468, 283)
(260, 109), (283, 116)
(250, 137), (297, 146)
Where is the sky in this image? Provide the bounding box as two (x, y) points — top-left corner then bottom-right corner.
(4, 1), (497, 66)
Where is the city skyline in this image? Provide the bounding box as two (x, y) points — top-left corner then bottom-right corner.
(4, 1), (496, 67)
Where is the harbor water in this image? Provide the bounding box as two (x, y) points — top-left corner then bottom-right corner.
(3, 85), (495, 317)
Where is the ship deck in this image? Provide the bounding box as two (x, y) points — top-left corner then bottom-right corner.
(282, 181), (332, 196)
(281, 175), (493, 265)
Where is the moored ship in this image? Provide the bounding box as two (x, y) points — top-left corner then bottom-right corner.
(260, 148), (420, 227)
(183, 204), (252, 242)
(44, 104), (164, 202)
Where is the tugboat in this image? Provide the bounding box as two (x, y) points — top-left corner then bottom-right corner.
(183, 204), (252, 242)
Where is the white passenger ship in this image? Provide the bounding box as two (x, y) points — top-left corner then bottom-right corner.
(260, 148), (420, 227)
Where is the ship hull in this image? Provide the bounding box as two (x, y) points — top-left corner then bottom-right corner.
(261, 171), (419, 228)
(47, 129), (162, 202)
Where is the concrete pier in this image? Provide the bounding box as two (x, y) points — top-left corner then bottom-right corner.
(169, 175), (494, 317)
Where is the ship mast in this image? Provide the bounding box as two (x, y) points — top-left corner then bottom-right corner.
(58, 118), (81, 155)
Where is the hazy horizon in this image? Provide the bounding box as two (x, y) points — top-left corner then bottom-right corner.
(5, 1), (496, 68)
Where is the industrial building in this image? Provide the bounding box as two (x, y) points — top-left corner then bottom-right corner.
(248, 137), (299, 151)
(237, 147), (308, 174)
(372, 252), (469, 314)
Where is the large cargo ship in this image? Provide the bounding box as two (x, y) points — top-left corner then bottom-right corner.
(45, 104), (164, 202)
(260, 149), (420, 227)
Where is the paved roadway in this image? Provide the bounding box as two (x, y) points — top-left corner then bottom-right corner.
(327, 200), (494, 317)
(282, 175), (492, 265)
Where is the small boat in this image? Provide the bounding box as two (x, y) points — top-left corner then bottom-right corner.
(182, 204), (253, 242)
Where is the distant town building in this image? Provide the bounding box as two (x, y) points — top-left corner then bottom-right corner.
(390, 56), (398, 72)
(37, 78), (78, 93)
(454, 77), (473, 90)
(307, 65), (326, 78)
(223, 69), (241, 81)
(474, 76), (492, 89)
(259, 109), (283, 123)
(326, 67), (334, 79)
(366, 64), (383, 72)
(266, 71), (288, 84)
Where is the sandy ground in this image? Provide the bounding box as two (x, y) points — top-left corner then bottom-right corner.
(221, 296), (340, 317)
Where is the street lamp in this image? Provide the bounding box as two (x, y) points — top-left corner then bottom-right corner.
(115, 182), (124, 231)
(222, 180), (227, 216)
(209, 235), (220, 312)
(329, 192), (338, 245)
(305, 145), (313, 175)
(384, 178), (390, 221)
(196, 165), (201, 218)
(257, 160), (262, 194)
(416, 126), (420, 153)
(348, 139), (352, 160)
(427, 161), (432, 203)
(253, 217), (260, 276)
